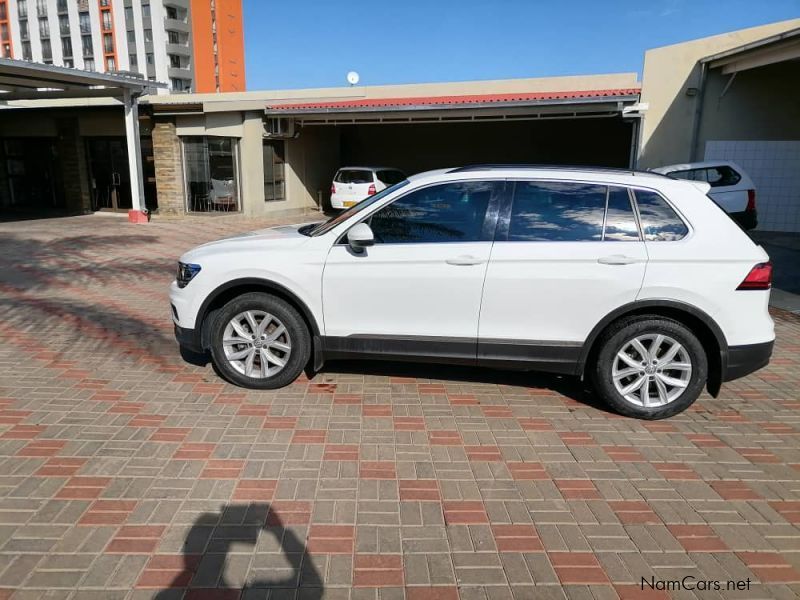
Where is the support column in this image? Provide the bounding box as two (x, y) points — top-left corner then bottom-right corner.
(124, 88), (148, 223)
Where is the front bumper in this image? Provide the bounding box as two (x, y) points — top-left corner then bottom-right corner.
(724, 339), (774, 381)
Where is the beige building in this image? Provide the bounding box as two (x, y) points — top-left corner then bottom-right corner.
(144, 72), (642, 218)
(638, 19), (800, 231)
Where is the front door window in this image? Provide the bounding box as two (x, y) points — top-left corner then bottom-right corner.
(367, 181), (498, 244)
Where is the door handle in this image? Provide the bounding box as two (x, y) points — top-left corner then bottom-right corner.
(446, 255), (485, 266)
(597, 255), (639, 265)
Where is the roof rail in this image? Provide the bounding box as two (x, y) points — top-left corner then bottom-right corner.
(449, 164), (670, 177)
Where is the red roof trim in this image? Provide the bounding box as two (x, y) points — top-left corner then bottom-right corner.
(269, 88), (641, 110)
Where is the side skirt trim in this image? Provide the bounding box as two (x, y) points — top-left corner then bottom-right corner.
(318, 335), (583, 374)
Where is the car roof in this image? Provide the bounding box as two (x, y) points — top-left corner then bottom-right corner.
(405, 165), (671, 187)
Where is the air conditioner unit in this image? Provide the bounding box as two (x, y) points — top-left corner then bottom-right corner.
(263, 117), (296, 139)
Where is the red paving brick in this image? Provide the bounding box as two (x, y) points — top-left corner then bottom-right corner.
(1, 215), (799, 598)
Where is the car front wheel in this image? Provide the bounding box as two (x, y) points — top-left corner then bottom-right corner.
(592, 316), (708, 419)
(209, 292), (310, 389)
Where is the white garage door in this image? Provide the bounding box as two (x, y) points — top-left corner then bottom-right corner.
(705, 140), (800, 232)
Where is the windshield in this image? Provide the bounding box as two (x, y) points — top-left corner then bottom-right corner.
(310, 180), (410, 236)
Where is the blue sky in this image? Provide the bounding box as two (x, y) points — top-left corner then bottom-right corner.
(243, 0), (799, 90)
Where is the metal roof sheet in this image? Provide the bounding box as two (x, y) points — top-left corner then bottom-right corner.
(267, 88), (641, 111)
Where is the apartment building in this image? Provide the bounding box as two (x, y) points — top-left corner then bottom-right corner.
(0, 0), (245, 93)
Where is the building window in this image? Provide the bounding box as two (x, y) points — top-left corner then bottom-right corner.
(19, 20), (28, 40)
(57, 0), (67, 12)
(0, 23), (8, 42)
(63, 58), (73, 67)
(143, 28), (152, 42)
(128, 53), (137, 67)
(105, 55), (115, 70)
(127, 29), (134, 43)
(101, 10), (111, 31)
(40, 38), (51, 60)
(0, 3), (5, 20)
(169, 53), (180, 68)
(166, 6), (177, 19)
(36, 0), (46, 17)
(84, 57), (95, 70)
(183, 137), (240, 213)
(58, 14), (69, 34)
(124, 6), (133, 22)
(61, 35), (72, 57)
(18, 1), (27, 18)
(170, 77), (190, 91)
(103, 32), (113, 52)
(263, 141), (285, 201)
(38, 17), (49, 38)
(141, 3), (150, 17)
(145, 52), (153, 64)
(22, 41), (31, 59)
(79, 11), (90, 33)
(81, 34), (92, 56)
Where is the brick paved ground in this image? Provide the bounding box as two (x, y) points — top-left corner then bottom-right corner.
(1, 213), (799, 600)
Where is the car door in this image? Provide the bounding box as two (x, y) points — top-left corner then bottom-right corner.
(322, 179), (504, 363)
(477, 181), (647, 373)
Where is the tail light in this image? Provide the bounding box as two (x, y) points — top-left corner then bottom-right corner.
(746, 189), (756, 212)
(367, 184), (377, 196)
(330, 184), (336, 195)
(737, 262), (772, 290)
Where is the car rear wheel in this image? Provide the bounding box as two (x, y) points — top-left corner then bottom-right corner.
(210, 292), (310, 389)
(592, 316), (707, 419)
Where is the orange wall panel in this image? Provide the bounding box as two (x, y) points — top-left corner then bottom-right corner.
(216, 0), (245, 92)
(190, 0), (245, 93)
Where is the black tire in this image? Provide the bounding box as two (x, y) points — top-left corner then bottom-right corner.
(591, 316), (707, 420)
(209, 292), (310, 390)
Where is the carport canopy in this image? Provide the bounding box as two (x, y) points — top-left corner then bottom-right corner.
(0, 58), (166, 216)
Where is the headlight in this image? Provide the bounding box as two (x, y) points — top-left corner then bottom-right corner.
(176, 262), (201, 288)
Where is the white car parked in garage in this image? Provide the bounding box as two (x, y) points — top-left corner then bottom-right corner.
(330, 167), (406, 209)
(171, 165), (774, 420)
(651, 160), (758, 230)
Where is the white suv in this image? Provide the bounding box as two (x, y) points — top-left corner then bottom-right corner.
(651, 161), (757, 230)
(170, 166), (775, 419)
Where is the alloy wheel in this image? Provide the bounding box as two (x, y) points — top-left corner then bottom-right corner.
(611, 333), (692, 407)
(222, 310), (292, 378)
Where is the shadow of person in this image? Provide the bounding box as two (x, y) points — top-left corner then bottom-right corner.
(154, 503), (323, 599)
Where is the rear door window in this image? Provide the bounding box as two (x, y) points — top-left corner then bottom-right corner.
(634, 189), (689, 241)
(669, 166), (741, 187)
(507, 181), (606, 241)
(335, 169), (374, 184)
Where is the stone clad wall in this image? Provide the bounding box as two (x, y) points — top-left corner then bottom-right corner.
(152, 118), (185, 214)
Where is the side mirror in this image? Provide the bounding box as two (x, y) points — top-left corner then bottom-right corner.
(346, 222), (375, 252)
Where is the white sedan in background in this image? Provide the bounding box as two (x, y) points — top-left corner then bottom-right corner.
(330, 167), (406, 209)
(651, 160), (757, 230)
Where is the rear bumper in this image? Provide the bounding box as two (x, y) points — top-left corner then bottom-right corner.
(174, 324), (203, 354)
(730, 209), (757, 231)
(723, 340), (773, 382)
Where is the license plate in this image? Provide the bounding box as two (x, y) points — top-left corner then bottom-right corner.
(343, 201), (356, 207)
